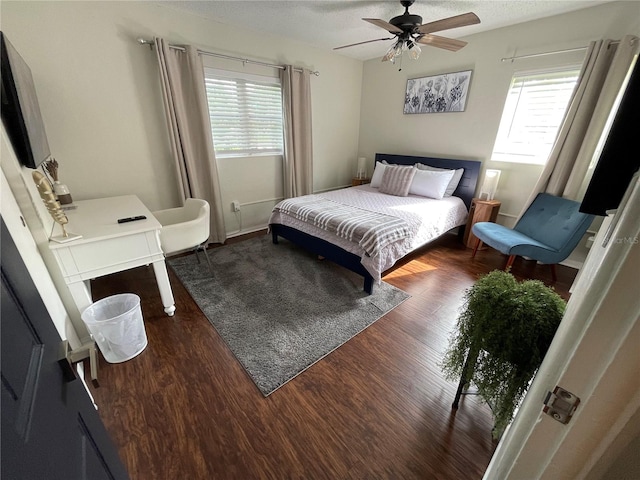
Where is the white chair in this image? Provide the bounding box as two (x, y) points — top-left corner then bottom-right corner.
(152, 198), (211, 270)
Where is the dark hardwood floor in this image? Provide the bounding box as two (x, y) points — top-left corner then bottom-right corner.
(88, 231), (576, 480)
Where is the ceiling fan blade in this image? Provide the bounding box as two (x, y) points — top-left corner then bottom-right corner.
(416, 34), (468, 52)
(334, 37), (394, 50)
(417, 12), (480, 35)
(363, 18), (403, 34)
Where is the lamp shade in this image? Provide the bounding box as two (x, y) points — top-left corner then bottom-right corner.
(479, 169), (501, 200)
(357, 157), (367, 179)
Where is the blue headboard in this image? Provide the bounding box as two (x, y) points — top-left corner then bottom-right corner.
(374, 153), (481, 210)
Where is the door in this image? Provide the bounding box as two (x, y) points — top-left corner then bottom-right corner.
(1, 218), (129, 479)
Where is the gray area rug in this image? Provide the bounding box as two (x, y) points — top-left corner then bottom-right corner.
(169, 234), (410, 396)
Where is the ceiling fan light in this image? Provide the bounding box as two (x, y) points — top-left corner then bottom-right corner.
(383, 44), (396, 62)
(409, 42), (421, 60)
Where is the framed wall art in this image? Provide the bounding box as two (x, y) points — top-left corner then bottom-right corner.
(403, 70), (472, 114)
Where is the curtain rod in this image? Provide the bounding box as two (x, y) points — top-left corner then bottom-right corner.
(501, 40), (622, 63)
(136, 38), (319, 76)
(501, 46), (588, 63)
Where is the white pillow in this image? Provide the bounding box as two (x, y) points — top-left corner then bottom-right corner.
(370, 162), (388, 187)
(415, 164), (464, 197)
(409, 168), (455, 200)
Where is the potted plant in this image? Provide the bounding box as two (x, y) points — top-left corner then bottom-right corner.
(441, 270), (566, 438)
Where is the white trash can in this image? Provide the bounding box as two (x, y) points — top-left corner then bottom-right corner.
(81, 293), (148, 363)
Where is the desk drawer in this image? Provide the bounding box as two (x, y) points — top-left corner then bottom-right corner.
(54, 231), (164, 282)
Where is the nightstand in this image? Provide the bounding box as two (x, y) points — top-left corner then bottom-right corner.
(463, 198), (501, 249)
(352, 177), (371, 186)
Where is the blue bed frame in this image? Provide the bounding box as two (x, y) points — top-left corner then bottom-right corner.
(270, 153), (481, 293)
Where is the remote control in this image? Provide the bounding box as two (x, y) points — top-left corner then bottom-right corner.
(117, 215), (147, 224)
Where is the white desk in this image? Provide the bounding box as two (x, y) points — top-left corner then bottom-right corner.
(49, 195), (176, 317)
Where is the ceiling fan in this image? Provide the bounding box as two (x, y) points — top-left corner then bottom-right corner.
(334, 0), (480, 63)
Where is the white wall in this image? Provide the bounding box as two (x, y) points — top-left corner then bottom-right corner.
(1, 1), (363, 237)
(358, 1), (640, 226)
(1, 127), (83, 347)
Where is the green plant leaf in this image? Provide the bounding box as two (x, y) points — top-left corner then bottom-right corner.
(440, 270), (566, 438)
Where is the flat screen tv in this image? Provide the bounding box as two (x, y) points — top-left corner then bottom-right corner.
(1, 31), (51, 169)
(580, 56), (640, 216)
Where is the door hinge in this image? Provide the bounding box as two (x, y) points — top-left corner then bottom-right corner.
(543, 386), (580, 424)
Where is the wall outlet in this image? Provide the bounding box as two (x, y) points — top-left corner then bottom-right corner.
(231, 200), (241, 212)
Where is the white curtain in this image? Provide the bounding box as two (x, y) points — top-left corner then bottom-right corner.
(281, 66), (313, 198)
(519, 35), (639, 216)
(154, 38), (226, 244)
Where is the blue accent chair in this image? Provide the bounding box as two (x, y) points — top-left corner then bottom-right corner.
(471, 193), (594, 281)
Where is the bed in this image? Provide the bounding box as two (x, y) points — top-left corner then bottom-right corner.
(269, 153), (481, 293)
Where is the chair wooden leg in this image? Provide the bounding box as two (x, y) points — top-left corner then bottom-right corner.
(505, 255), (516, 271)
(550, 264), (557, 282)
(472, 238), (482, 258)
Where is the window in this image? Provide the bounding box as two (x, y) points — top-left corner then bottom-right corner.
(491, 67), (580, 165)
(204, 68), (283, 157)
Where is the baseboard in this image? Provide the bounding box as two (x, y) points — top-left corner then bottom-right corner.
(226, 225), (269, 239)
(560, 258), (583, 270)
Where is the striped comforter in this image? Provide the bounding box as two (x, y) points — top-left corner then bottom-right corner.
(272, 195), (410, 257)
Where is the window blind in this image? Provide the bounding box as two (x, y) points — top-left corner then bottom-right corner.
(491, 68), (580, 164)
(204, 70), (283, 157)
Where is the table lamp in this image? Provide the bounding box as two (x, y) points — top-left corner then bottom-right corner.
(479, 169), (501, 201)
(357, 157), (367, 179)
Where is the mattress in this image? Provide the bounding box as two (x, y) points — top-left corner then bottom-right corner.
(269, 185), (468, 281)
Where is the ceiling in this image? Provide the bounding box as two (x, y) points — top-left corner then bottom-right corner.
(159, 0), (612, 61)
